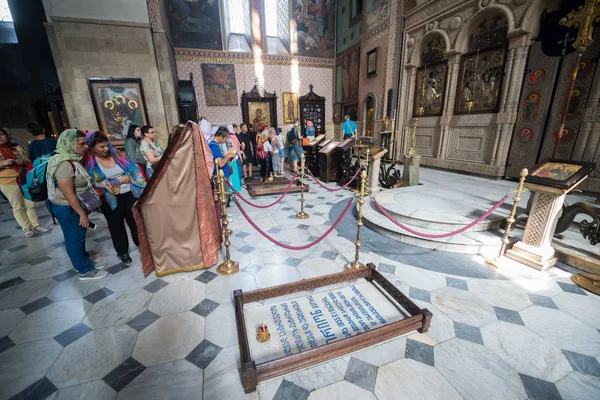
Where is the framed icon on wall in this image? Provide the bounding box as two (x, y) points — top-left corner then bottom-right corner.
(88, 78), (149, 141)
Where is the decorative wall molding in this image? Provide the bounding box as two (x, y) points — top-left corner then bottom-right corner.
(175, 49), (336, 68)
(146, 0), (162, 32)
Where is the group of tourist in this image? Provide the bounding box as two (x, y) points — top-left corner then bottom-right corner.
(0, 122), (169, 280)
(0, 114), (353, 280)
(203, 118), (316, 185)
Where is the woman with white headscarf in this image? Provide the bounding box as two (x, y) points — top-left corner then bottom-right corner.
(199, 119), (212, 142)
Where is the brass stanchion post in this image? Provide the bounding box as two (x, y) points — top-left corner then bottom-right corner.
(345, 169), (367, 271)
(364, 147), (370, 195)
(485, 168), (528, 269)
(296, 153), (309, 219)
(216, 167), (240, 275)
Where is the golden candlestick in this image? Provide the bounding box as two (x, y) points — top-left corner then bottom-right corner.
(216, 167), (240, 275)
(408, 106), (423, 158)
(364, 147), (371, 196)
(296, 154), (310, 219)
(485, 168), (528, 270)
(345, 169), (367, 271)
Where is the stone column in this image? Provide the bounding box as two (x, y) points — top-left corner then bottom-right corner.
(438, 53), (460, 160)
(494, 44), (530, 167)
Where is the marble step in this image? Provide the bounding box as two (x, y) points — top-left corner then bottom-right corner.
(372, 188), (508, 233)
(361, 200), (503, 255)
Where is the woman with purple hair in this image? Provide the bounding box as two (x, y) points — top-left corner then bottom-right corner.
(83, 131), (146, 264)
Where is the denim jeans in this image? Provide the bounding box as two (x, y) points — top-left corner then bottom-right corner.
(51, 204), (94, 274)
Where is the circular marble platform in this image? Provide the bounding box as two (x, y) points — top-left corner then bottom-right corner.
(362, 185), (512, 254)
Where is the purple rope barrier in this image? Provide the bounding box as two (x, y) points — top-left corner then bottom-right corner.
(233, 196), (355, 250)
(306, 166), (362, 192)
(372, 195), (509, 239)
(225, 174), (297, 209)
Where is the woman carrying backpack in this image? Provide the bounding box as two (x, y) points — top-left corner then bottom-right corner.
(47, 129), (108, 280)
(0, 127), (51, 237)
(83, 131), (146, 264)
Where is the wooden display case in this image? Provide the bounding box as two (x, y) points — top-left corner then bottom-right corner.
(303, 135), (326, 174)
(234, 264), (432, 393)
(318, 139), (342, 182)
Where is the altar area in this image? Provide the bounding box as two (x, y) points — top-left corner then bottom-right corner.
(363, 167), (597, 260)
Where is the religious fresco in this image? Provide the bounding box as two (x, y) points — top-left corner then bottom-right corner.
(559, 87), (583, 118)
(528, 69), (547, 85)
(553, 127), (575, 144)
(421, 35), (446, 66)
(571, 59), (591, 79)
(516, 128), (533, 143)
(363, 0), (390, 34)
(413, 62), (448, 117)
(339, 46), (360, 102)
(521, 92), (541, 121)
(467, 15), (508, 53)
(201, 63), (238, 106)
(166, 0), (223, 50)
(455, 47), (506, 114)
(292, 0), (336, 58)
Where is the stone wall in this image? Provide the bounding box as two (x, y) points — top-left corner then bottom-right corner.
(42, 0), (179, 147)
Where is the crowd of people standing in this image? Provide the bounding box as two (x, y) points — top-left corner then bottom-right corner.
(0, 115), (349, 280)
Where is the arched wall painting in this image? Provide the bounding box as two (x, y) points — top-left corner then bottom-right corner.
(413, 35), (447, 117)
(413, 62), (448, 117)
(166, 0), (223, 50)
(454, 46), (506, 114)
(521, 92), (541, 121)
(455, 15), (508, 114)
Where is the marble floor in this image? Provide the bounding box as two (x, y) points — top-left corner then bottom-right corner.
(1, 168), (599, 400)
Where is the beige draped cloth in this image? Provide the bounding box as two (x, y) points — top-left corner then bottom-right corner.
(133, 121), (219, 277)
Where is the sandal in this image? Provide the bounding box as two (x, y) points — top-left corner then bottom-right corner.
(24, 227), (34, 238)
(34, 225), (52, 233)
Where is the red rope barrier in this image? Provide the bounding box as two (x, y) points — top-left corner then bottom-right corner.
(372, 195), (509, 239)
(307, 166), (362, 192)
(225, 174), (297, 209)
(233, 196), (355, 250)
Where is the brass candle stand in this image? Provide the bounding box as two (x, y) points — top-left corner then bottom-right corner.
(345, 169), (367, 271)
(216, 167), (240, 275)
(296, 154), (310, 219)
(408, 106), (424, 158)
(485, 168), (528, 270)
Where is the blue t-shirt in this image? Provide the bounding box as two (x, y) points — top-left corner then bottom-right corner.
(209, 140), (231, 177)
(27, 137), (57, 160)
(342, 120), (357, 135)
(306, 126), (316, 138)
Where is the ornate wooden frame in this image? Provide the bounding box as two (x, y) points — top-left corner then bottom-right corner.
(241, 83), (278, 128)
(299, 85), (327, 137)
(234, 263), (432, 393)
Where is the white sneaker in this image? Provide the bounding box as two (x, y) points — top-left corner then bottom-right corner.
(93, 262), (108, 270)
(79, 270), (108, 281)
